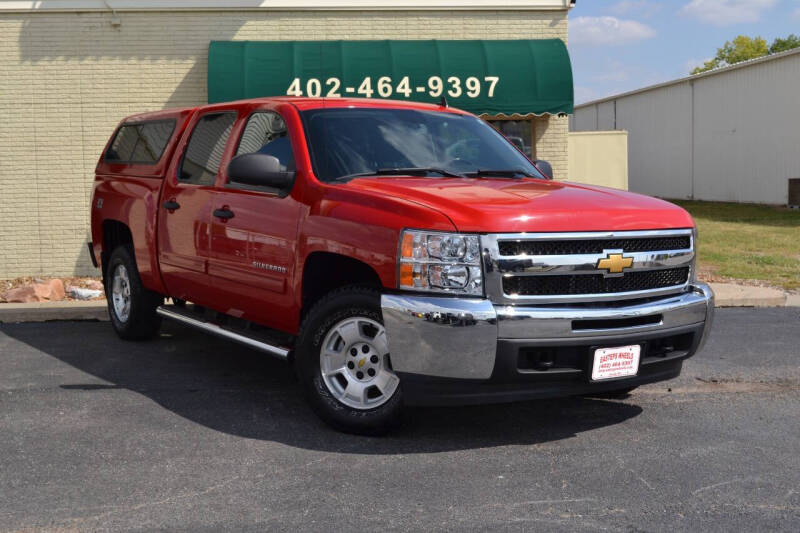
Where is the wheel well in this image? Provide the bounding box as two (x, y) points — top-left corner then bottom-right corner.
(101, 220), (133, 277)
(301, 252), (383, 318)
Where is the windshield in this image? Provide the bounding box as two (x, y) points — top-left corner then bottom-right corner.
(300, 108), (544, 182)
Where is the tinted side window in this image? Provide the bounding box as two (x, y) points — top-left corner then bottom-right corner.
(179, 112), (236, 185)
(236, 112), (295, 171)
(105, 120), (175, 164)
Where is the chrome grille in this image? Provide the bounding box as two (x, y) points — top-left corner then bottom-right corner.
(497, 236), (691, 256)
(483, 229), (694, 304)
(502, 267), (690, 296)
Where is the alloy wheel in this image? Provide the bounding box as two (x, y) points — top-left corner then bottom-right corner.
(111, 264), (131, 323)
(319, 317), (399, 410)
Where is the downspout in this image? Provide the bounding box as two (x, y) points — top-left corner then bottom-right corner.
(103, 0), (121, 27)
(690, 79), (695, 200)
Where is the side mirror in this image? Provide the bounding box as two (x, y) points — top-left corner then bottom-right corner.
(227, 153), (295, 193)
(533, 160), (553, 180)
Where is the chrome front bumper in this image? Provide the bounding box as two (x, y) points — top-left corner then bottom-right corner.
(381, 283), (714, 380)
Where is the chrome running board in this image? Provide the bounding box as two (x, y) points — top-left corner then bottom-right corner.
(156, 305), (290, 360)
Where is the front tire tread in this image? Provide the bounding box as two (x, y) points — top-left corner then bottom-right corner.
(296, 286), (402, 435)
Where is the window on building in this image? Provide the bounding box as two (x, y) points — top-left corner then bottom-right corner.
(179, 112), (236, 185)
(105, 120), (176, 164)
(235, 111), (295, 172)
(486, 119), (534, 159)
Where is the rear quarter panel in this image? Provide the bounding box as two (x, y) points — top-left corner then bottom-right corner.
(91, 176), (165, 292)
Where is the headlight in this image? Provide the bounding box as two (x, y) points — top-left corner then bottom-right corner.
(398, 230), (483, 295)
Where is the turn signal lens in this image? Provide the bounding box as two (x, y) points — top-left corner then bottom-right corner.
(401, 232), (415, 259)
(399, 263), (414, 287)
(397, 230), (483, 296)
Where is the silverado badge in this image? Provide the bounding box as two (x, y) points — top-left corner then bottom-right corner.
(596, 252), (634, 275)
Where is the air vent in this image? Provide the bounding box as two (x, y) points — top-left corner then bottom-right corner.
(789, 178), (800, 208)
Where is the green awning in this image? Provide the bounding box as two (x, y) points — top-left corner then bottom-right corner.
(208, 39), (573, 116)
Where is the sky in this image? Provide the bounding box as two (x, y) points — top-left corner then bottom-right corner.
(569, 0), (800, 104)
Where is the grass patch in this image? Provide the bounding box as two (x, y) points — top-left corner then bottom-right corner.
(672, 200), (800, 290)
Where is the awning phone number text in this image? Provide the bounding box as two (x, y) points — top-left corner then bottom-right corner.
(286, 76), (500, 99)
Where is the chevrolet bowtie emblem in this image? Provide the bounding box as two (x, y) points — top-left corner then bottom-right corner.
(596, 252), (634, 274)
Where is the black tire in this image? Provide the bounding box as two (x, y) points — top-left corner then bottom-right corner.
(296, 286), (403, 435)
(105, 245), (162, 340)
(587, 386), (638, 399)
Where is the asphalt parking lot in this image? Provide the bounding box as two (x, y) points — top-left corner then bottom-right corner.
(1, 307), (798, 532)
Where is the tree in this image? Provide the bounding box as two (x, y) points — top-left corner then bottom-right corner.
(691, 34), (800, 75)
(692, 35), (767, 75)
(769, 34), (800, 54)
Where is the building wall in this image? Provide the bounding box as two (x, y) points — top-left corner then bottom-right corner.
(0, 9), (568, 278)
(534, 114), (569, 180)
(615, 84), (693, 200)
(570, 50), (800, 205)
(568, 131), (628, 190)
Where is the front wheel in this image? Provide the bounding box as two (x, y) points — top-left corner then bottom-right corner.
(296, 287), (402, 435)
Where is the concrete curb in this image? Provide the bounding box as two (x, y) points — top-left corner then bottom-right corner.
(708, 283), (788, 308)
(786, 294), (800, 307)
(0, 301), (108, 323)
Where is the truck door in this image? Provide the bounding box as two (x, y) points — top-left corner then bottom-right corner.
(206, 109), (303, 333)
(157, 111), (237, 305)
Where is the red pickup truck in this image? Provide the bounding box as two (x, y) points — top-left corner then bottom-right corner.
(90, 97), (714, 434)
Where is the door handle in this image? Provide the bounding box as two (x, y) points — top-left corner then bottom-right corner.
(162, 200), (180, 211)
(213, 208), (235, 220)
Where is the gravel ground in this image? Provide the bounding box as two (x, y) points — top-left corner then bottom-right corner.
(0, 308), (798, 532)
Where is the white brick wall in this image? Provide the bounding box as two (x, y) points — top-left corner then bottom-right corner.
(534, 114), (569, 179)
(0, 9), (568, 277)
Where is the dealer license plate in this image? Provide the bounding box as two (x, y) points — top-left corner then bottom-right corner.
(591, 345), (641, 381)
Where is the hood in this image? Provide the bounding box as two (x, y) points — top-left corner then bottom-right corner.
(343, 177), (694, 233)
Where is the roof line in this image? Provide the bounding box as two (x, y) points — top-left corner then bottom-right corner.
(574, 46), (800, 110)
(0, 0), (575, 12)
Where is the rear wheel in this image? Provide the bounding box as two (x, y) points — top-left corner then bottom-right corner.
(296, 286), (402, 435)
(105, 245), (162, 340)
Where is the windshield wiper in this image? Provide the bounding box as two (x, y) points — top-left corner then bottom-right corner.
(334, 167), (465, 181)
(463, 169), (536, 179)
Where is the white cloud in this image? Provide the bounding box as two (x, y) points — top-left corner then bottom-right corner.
(574, 86), (597, 105)
(685, 57), (712, 73)
(569, 16), (656, 46)
(611, 0), (662, 18)
(592, 70), (629, 83)
(680, 0), (778, 27)
(590, 59), (631, 83)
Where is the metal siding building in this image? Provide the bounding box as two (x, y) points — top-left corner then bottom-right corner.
(570, 48), (800, 205)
